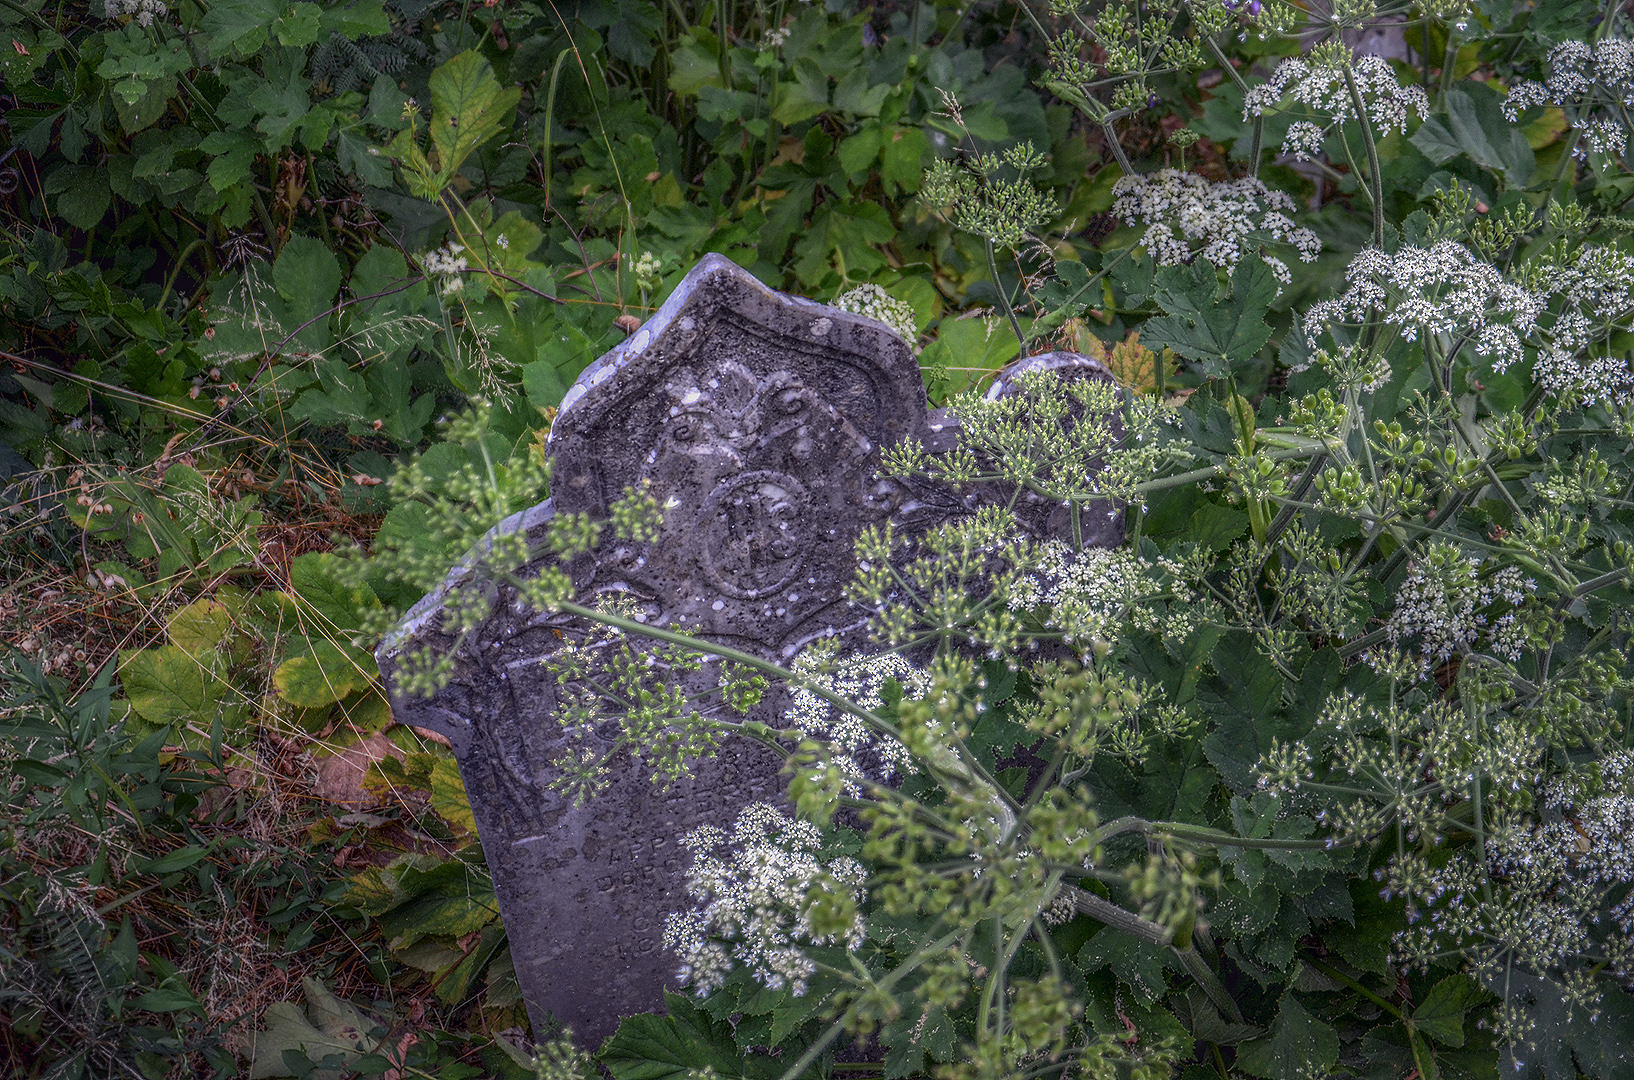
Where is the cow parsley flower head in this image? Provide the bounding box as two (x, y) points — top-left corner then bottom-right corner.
(788, 643), (925, 788)
(1007, 542), (1183, 644)
(1528, 243), (1634, 405)
(832, 284), (919, 350)
(1381, 544), (1534, 671)
(1112, 170), (1320, 282)
(663, 803), (867, 997)
(1504, 39), (1634, 160)
(105, 0), (168, 26)
(1306, 241), (1542, 371)
(1244, 52), (1429, 148)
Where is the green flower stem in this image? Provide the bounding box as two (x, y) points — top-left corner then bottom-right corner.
(1573, 568), (1630, 598)
(1134, 445), (1322, 496)
(1306, 955), (1440, 1080)
(1061, 882), (1172, 945)
(1341, 61), (1387, 250)
(985, 239), (1027, 351)
(1373, 382), (1551, 586)
(1173, 943), (1246, 1024)
(1202, 35), (1264, 177)
(780, 926), (970, 1080)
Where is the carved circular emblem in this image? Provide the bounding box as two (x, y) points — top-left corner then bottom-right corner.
(698, 470), (809, 599)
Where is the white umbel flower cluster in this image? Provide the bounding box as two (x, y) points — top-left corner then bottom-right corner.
(662, 803), (866, 997)
(1504, 39), (1634, 159)
(1008, 542), (1188, 644)
(1531, 243), (1634, 405)
(105, 0), (168, 25)
(420, 243), (469, 297)
(1111, 170), (1320, 282)
(788, 643), (925, 788)
(1382, 544), (1534, 670)
(832, 284), (919, 350)
(1305, 242), (1543, 371)
(1244, 54), (1429, 149)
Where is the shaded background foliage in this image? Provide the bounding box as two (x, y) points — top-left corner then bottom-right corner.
(0, 0), (1626, 1077)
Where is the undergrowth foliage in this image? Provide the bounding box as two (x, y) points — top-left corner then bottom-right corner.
(5, 0), (1634, 1078)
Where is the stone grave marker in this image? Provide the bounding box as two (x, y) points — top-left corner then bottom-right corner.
(378, 254), (1121, 1046)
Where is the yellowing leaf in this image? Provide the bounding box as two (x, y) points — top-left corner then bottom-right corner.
(273, 642), (366, 709)
(166, 597), (232, 655)
(428, 756), (476, 834)
(119, 645), (216, 725)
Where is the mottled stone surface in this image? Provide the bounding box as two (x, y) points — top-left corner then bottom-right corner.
(378, 254), (1120, 1046)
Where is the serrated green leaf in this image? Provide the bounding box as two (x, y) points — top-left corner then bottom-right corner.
(1413, 973), (1484, 1047)
(1140, 258), (1276, 378)
(289, 551), (380, 631)
(167, 597), (233, 655)
(601, 992), (769, 1080)
(201, 0), (280, 58)
(319, 0), (390, 38)
(273, 642), (367, 709)
(119, 645), (218, 725)
(51, 166), (112, 229)
(1078, 927), (1170, 1003)
(427, 756), (476, 834)
(426, 51), (521, 192)
(1235, 993), (1339, 1080)
(272, 234), (342, 327)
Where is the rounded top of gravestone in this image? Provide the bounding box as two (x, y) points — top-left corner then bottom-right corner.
(550, 253), (926, 455)
(984, 351), (1114, 401)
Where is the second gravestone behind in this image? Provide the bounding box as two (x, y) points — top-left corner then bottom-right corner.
(379, 254), (1120, 1046)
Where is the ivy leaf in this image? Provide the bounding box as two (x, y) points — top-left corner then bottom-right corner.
(1235, 993), (1340, 1080)
(1413, 973), (1484, 1047)
(1140, 258), (1277, 378)
(426, 51), (522, 193)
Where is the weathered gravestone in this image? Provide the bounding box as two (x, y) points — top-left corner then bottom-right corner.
(378, 254), (1121, 1046)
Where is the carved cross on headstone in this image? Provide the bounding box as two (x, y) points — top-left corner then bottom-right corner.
(378, 254), (1120, 1046)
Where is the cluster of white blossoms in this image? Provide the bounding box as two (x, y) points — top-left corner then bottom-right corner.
(1244, 53), (1429, 149)
(832, 283), (919, 349)
(1382, 544), (1534, 670)
(105, 0), (168, 25)
(1530, 243), (1634, 405)
(1111, 170), (1320, 282)
(1007, 542), (1189, 644)
(662, 803), (867, 997)
(788, 642), (924, 787)
(1305, 241), (1543, 370)
(420, 243), (469, 297)
(1397, 750), (1634, 1016)
(1504, 38), (1634, 159)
